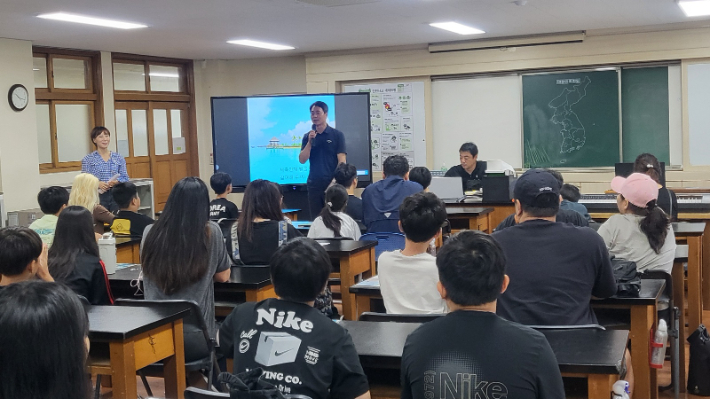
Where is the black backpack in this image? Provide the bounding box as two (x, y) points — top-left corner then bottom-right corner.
(610, 257), (641, 297)
(688, 324), (710, 396)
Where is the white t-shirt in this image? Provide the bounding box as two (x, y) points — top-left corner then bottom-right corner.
(378, 250), (447, 314)
(597, 213), (677, 274)
(307, 212), (361, 240)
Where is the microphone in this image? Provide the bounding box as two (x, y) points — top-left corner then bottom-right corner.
(311, 124), (317, 148)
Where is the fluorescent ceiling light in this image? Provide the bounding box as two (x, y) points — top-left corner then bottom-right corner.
(679, 0), (710, 17)
(37, 12), (147, 29)
(429, 22), (485, 35)
(227, 39), (295, 51)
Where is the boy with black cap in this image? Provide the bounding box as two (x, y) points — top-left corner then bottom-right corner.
(491, 169), (616, 326)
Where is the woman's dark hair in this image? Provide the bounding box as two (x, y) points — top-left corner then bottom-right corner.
(238, 179), (284, 242)
(633, 153), (663, 184)
(48, 206), (100, 281)
(90, 126), (110, 147)
(142, 177), (211, 294)
(0, 280), (89, 399)
(319, 185), (348, 237)
(271, 237), (332, 302)
(621, 194), (670, 254)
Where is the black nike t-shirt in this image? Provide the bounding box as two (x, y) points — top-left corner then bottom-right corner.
(219, 298), (369, 399)
(401, 310), (565, 399)
(209, 198), (240, 220)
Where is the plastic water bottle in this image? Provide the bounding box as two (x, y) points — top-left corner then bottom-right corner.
(440, 163), (447, 172)
(98, 233), (117, 275)
(611, 380), (630, 399)
(650, 319), (668, 368)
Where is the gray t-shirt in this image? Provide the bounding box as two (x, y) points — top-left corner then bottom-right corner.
(141, 221), (231, 337)
(597, 213), (676, 274)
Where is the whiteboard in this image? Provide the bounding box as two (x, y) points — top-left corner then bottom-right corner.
(343, 82), (426, 171)
(432, 75), (523, 169)
(688, 63), (710, 166)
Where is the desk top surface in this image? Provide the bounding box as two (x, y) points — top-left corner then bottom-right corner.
(340, 320), (627, 375)
(109, 265), (272, 288)
(673, 221), (706, 235)
(315, 239), (377, 255)
(88, 305), (188, 341)
(445, 207), (493, 216)
(115, 236), (141, 246)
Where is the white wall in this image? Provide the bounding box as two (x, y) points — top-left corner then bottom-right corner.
(0, 38), (41, 211)
(193, 57), (307, 204)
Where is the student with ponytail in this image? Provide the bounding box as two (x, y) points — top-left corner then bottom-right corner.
(308, 184), (361, 240)
(598, 173), (676, 273)
(633, 152), (678, 221)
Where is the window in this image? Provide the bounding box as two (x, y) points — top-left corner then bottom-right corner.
(113, 60), (186, 94)
(33, 48), (102, 172)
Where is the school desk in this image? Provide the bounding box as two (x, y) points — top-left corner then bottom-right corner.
(444, 206), (493, 233)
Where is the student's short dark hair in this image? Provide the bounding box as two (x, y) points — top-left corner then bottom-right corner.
(310, 101), (328, 114)
(560, 184), (581, 202)
(111, 182), (138, 210)
(0, 227), (43, 277)
(459, 142), (478, 158)
(383, 155), (409, 177)
(408, 167), (432, 189)
(37, 186), (69, 215)
(210, 172), (232, 195)
(520, 194), (560, 218)
(543, 168), (564, 188)
(399, 192), (446, 242)
(270, 237), (332, 302)
(333, 163), (357, 187)
(437, 230), (506, 306)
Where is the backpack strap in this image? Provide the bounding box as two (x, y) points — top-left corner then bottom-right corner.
(278, 220), (288, 247)
(230, 221), (242, 264)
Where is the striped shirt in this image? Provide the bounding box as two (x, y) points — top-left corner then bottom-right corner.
(81, 151), (129, 183)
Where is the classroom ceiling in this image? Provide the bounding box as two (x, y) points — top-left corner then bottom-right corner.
(0, 0), (708, 60)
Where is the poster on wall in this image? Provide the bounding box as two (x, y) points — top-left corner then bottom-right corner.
(343, 82), (425, 172)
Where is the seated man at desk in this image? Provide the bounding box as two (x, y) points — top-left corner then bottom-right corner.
(492, 169), (617, 325)
(495, 169), (588, 231)
(362, 155), (422, 232)
(219, 237), (371, 399)
(444, 142), (487, 192)
(401, 230), (565, 399)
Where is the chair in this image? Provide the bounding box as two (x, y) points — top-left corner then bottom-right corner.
(311, 236), (354, 241)
(360, 232), (405, 259)
(115, 299), (222, 394)
(366, 219), (401, 233)
(640, 269), (680, 399)
(216, 218), (238, 258)
(358, 311), (444, 323)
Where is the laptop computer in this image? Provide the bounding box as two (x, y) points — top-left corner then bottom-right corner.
(428, 177), (465, 202)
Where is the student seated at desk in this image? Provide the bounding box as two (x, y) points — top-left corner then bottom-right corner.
(231, 179), (301, 265)
(634, 153), (678, 221)
(0, 281), (90, 399)
(401, 230), (565, 399)
(29, 186), (69, 246)
(141, 177), (231, 362)
(333, 163), (363, 223)
(69, 173), (115, 235)
(308, 185), (361, 240)
(408, 166), (432, 191)
(378, 192), (447, 314)
(598, 173), (676, 274)
(492, 169), (616, 325)
(209, 172), (239, 220)
(362, 155), (422, 232)
(110, 182), (154, 238)
(48, 206), (114, 305)
(0, 227), (53, 288)
(560, 183), (591, 221)
(444, 142), (487, 192)
(495, 169), (588, 231)
(219, 237), (371, 399)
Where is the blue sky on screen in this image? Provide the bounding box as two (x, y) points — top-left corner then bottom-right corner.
(247, 95), (336, 147)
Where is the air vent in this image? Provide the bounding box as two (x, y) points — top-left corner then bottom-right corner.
(429, 31), (585, 53)
(297, 0), (379, 6)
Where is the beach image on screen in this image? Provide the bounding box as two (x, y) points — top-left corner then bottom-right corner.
(247, 95), (336, 184)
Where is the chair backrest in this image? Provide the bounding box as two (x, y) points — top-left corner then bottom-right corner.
(529, 324), (606, 330)
(115, 299), (208, 341)
(311, 236), (354, 241)
(366, 219), (401, 234)
(640, 269), (673, 302)
(216, 219), (238, 257)
(358, 311), (444, 323)
(185, 387), (229, 399)
(360, 232), (406, 259)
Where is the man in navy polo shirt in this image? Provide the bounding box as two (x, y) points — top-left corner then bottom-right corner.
(299, 101), (347, 219)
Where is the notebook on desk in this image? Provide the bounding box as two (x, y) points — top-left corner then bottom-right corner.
(428, 177), (465, 202)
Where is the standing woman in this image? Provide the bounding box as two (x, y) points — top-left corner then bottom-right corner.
(81, 126), (129, 213)
(48, 206), (114, 305)
(141, 177), (231, 362)
(69, 173), (114, 235)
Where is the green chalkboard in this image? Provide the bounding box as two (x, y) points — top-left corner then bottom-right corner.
(621, 67), (670, 163)
(522, 70), (620, 168)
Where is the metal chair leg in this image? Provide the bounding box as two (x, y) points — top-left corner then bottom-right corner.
(138, 370), (153, 397)
(672, 306), (680, 399)
(94, 374), (102, 399)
